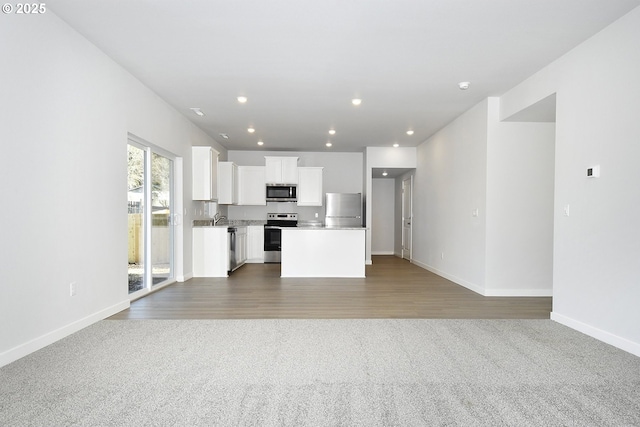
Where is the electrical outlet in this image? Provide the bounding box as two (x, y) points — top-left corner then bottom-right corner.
(587, 165), (600, 178)
(70, 282), (77, 297)
(441, 252), (444, 260)
(564, 204), (570, 217)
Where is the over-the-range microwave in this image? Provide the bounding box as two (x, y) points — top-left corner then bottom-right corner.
(266, 184), (297, 202)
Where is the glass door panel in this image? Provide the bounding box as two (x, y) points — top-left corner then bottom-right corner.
(151, 152), (173, 286)
(127, 144), (146, 294)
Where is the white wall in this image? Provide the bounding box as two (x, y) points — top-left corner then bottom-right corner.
(371, 179), (395, 255)
(227, 150), (363, 222)
(0, 12), (223, 366)
(485, 98), (555, 296)
(499, 7), (640, 355)
(412, 101), (489, 294)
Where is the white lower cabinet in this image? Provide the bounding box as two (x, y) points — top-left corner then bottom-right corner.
(246, 225), (265, 263)
(236, 226), (248, 267)
(192, 227), (229, 277)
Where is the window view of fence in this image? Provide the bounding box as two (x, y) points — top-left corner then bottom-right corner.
(128, 144), (173, 294)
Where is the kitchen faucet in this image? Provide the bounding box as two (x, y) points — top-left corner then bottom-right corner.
(213, 212), (226, 225)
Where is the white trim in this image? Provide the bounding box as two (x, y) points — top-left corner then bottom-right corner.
(411, 259), (551, 297)
(177, 273), (193, 282)
(0, 300), (129, 368)
(485, 288), (553, 297)
(411, 259), (485, 295)
(130, 279), (176, 302)
(551, 312), (640, 357)
(372, 251), (395, 255)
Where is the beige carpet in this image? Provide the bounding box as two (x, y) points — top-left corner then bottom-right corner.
(1, 319), (639, 426)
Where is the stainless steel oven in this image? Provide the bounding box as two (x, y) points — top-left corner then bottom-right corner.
(264, 213), (297, 263)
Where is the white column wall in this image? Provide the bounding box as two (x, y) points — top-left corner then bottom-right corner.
(412, 101), (489, 294)
(500, 7), (640, 355)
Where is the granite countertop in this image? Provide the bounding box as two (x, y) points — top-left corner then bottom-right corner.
(193, 219), (266, 227)
(289, 226), (367, 230)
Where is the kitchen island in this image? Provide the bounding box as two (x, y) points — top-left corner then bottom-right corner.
(280, 227), (366, 278)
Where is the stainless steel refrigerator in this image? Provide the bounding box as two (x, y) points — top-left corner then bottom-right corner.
(325, 193), (362, 228)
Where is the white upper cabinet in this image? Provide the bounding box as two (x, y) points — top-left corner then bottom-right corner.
(265, 156), (298, 184)
(217, 161), (238, 205)
(192, 146), (219, 201)
(297, 167), (324, 206)
(238, 166), (266, 205)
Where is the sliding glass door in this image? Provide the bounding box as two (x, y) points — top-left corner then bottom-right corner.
(150, 152), (173, 285)
(127, 139), (174, 297)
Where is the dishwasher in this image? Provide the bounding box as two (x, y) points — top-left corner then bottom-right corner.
(228, 227), (238, 273)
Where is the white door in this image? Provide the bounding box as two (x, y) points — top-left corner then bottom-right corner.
(402, 177), (412, 260)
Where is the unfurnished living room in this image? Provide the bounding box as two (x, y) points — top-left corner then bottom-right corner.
(2, 1), (640, 426)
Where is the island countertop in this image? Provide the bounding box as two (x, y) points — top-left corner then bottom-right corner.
(291, 226), (367, 231)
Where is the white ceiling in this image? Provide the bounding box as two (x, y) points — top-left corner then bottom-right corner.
(48, 0), (639, 152)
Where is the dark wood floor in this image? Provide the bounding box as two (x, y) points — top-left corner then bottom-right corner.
(109, 256), (552, 320)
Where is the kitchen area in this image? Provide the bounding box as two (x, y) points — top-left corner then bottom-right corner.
(192, 148), (367, 278)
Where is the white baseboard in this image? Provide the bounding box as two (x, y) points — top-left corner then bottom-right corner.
(177, 273), (193, 282)
(551, 312), (640, 357)
(411, 259), (485, 295)
(0, 300), (130, 368)
(484, 288), (553, 297)
(372, 251), (395, 255)
(410, 260), (552, 297)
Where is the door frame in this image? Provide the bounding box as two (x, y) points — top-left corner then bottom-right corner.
(127, 134), (178, 301)
(401, 175), (413, 260)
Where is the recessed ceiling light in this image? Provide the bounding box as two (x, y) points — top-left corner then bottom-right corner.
(393, 143), (399, 148)
(257, 140), (264, 146)
(382, 171), (388, 177)
(326, 142), (332, 147)
(248, 127), (255, 133)
(406, 130), (414, 135)
(219, 133), (229, 139)
(237, 96), (248, 103)
(190, 108), (205, 117)
(329, 129), (336, 135)
(351, 98), (362, 106)
(458, 81), (470, 90)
